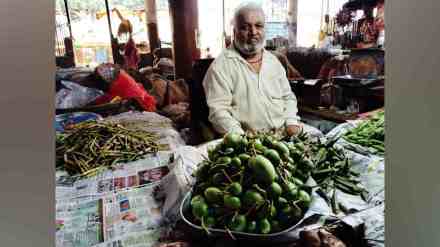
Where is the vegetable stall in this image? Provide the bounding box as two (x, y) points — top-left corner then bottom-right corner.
(55, 0), (385, 247)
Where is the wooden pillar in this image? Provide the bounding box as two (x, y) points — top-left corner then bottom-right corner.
(168, 0), (200, 80)
(63, 0), (73, 40)
(104, 0), (122, 65)
(287, 0), (298, 47)
(63, 0), (75, 66)
(145, 0), (160, 52)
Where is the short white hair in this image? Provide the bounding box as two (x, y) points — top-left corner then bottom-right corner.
(231, 2), (265, 28)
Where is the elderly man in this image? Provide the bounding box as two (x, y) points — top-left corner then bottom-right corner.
(203, 3), (302, 136)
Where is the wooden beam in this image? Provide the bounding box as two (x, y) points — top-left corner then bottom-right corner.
(104, 0), (114, 39)
(63, 0), (73, 40)
(145, 0), (160, 52)
(168, 0), (200, 80)
(63, 0), (75, 65)
(104, 0), (122, 65)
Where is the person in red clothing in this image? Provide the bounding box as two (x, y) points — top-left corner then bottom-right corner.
(93, 63), (156, 112)
(122, 36), (140, 70)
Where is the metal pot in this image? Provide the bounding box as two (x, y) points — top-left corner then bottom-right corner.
(179, 191), (307, 245)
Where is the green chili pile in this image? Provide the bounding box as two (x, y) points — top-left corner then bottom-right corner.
(343, 111), (385, 154)
(304, 136), (367, 214)
(56, 121), (167, 176)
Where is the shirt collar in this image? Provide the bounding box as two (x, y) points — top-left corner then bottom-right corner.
(224, 45), (268, 62)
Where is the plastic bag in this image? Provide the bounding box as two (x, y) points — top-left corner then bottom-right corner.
(55, 112), (102, 132)
(103, 111), (186, 150)
(56, 67), (94, 81)
(325, 122), (385, 209)
(339, 204), (385, 247)
(159, 145), (205, 223)
(302, 123), (325, 139)
(55, 80), (103, 109)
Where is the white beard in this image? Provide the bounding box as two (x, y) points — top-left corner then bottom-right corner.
(234, 39), (265, 55)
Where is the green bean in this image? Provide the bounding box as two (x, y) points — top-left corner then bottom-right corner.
(343, 110), (385, 154)
(56, 121), (166, 175)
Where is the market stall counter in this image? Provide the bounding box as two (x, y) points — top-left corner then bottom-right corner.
(55, 110), (384, 247)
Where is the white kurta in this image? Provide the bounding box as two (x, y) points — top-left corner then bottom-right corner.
(202, 47), (300, 135)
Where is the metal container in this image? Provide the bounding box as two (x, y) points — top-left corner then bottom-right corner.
(331, 75), (384, 112)
(179, 191), (307, 245)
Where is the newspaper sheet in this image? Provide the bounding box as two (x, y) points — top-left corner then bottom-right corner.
(56, 152), (173, 200)
(56, 198), (104, 247)
(56, 152), (175, 247)
(57, 185), (166, 247)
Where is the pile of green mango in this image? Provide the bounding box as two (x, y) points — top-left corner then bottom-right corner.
(189, 132), (314, 234)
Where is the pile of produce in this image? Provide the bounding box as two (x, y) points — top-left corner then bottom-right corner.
(56, 121), (167, 175)
(188, 131), (368, 232)
(189, 132), (314, 234)
(289, 135), (367, 214)
(343, 111), (385, 154)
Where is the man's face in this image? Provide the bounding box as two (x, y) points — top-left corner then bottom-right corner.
(234, 10), (266, 55)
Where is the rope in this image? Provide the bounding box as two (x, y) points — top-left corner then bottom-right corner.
(319, 0), (324, 44)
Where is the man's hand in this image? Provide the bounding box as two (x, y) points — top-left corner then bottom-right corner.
(286, 124), (302, 137)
